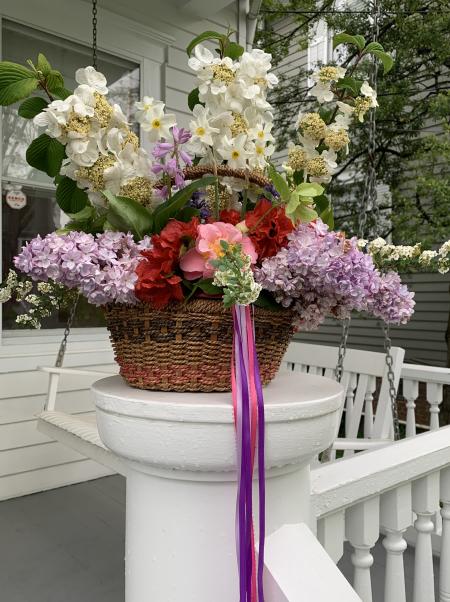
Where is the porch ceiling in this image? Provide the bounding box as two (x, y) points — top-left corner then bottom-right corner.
(87, 0), (235, 21)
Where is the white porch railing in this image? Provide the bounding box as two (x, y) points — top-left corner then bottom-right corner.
(311, 425), (450, 602)
(400, 364), (450, 435)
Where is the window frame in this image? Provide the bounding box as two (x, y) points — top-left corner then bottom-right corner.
(0, 1), (170, 348)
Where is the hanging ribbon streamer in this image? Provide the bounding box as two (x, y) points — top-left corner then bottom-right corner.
(231, 304), (265, 602)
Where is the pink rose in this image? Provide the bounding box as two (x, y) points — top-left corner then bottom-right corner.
(180, 222), (257, 280)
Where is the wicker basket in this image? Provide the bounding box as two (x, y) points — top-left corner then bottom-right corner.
(103, 299), (295, 392)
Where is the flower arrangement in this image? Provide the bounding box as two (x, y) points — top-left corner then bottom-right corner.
(0, 30), (414, 334)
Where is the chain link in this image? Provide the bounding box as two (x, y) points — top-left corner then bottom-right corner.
(92, 0), (98, 70)
(54, 294), (80, 368)
(334, 317), (350, 383)
(383, 323), (401, 441)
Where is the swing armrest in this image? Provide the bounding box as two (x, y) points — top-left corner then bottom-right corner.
(332, 437), (392, 451)
(38, 366), (114, 378)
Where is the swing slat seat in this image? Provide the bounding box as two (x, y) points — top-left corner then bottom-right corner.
(283, 341), (405, 460)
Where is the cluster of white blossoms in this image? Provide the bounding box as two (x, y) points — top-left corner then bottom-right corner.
(186, 44), (277, 171)
(283, 65), (378, 184)
(366, 237), (450, 274)
(34, 67), (154, 208)
(134, 96), (177, 143)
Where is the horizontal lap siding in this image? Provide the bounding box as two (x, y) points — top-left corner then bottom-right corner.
(296, 273), (450, 367)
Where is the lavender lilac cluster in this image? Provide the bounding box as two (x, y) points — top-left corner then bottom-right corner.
(255, 220), (415, 330)
(14, 231), (149, 306)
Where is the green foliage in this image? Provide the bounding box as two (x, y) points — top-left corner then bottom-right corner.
(26, 134), (65, 177)
(0, 62), (38, 105)
(152, 177), (217, 233)
(333, 32), (366, 51)
(103, 190), (153, 240)
(188, 87), (201, 111)
(18, 96), (48, 118)
(258, 0), (449, 245)
(56, 177), (90, 213)
(186, 29), (244, 61)
(335, 77), (363, 96)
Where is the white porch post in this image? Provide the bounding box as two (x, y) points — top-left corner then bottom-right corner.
(93, 372), (343, 602)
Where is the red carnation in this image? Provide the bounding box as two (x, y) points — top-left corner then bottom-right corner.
(135, 218), (199, 308)
(245, 199), (294, 259)
(219, 209), (241, 225)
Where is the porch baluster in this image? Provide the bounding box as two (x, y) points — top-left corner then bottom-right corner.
(346, 496), (380, 602)
(427, 382), (443, 431)
(345, 373), (358, 437)
(412, 473), (440, 602)
(380, 484), (412, 602)
(440, 467), (450, 602)
(403, 378), (419, 437)
(317, 510), (345, 564)
(364, 375), (376, 438)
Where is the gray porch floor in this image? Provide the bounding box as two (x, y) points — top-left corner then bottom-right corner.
(0, 475), (439, 601)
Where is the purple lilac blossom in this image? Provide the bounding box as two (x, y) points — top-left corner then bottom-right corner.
(152, 127), (193, 190)
(255, 220), (415, 330)
(14, 231), (150, 306)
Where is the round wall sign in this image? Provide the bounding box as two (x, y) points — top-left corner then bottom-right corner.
(5, 189), (27, 210)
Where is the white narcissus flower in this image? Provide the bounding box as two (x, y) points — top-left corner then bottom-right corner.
(248, 121), (274, 144)
(248, 140), (275, 169)
(75, 66), (108, 95)
(135, 96), (164, 123)
(217, 134), (251, 169)
(189, 104), (220, 147)
(140, 105), (177, 142)
(360, 81), (378, 107)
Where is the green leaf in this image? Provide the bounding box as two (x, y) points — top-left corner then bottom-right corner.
(313, 194), (329, 213)
(333, 33), (365, 51)
(37, 53), (51, 76)
(26, 134), (65, 177)
(188, 87), (201, 111)
(176, 206), (200, 222)
(335, 77), (363, 96)
(46, 70), (65, 92)
(186, 31), (227, 56)
(254, 290), (282, 311)
(152, 177), (217, 233)
(364, 42), (384, 54)
(67, 205), (95, 221)
(224, 41), (244, 60)
(296, 182), (324, 197)
(56, 177), (90, 213)
(197, 279), (222, 295)
(51, 86), (72, 100)
(18, 96), (48, 119)
(103, 190), (153, 240)
(371, 50), (394, 73)
(320, 206), (334, 229)
(0, 61), (38, 105)
(268, 165), (290, 201)
(296, 205), (318, 223)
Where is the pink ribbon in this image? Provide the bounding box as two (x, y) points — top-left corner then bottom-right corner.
(231, 305), (265, 602)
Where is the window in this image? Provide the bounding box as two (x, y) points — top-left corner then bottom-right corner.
(1, 20), (140, 330)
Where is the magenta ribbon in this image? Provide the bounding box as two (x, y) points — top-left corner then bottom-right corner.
(232, 304), (265, 602)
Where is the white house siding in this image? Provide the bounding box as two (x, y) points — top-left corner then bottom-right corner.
(0, 0), (239, 500)
(296, 273), (450, 368)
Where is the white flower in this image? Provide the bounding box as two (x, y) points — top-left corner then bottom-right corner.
(217, 134), (251, 169)
(248, 140), (274, 169)
(249, 121), (274, 144)
(237, 49), (278, 97)
(188, 44), (217, 72)
(110, 104), (129, 128)
(132, 147), (153, 178)
(419, 250), (438, 265)
(66, 137), (99, 167)
(333, 101), (355, 130)
(360, 81), (378, 107)
(135, 96), (164, 123)
(34, 100), (70, 139)
(75, 66), (108, 95)
(72, 85), (96, 116)
(98, 127), (127, 156)
(189, 105), (220, 148)
(310, 81), (334, 103)
(140, 104), (177, 142)
(439, 240), (450, 258)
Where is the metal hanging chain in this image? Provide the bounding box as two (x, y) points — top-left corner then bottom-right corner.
(54, 294), (80, 368)
(92, 0), (98, 70)
(334, 317), (351, 383)
(383, 323), (401, 441)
